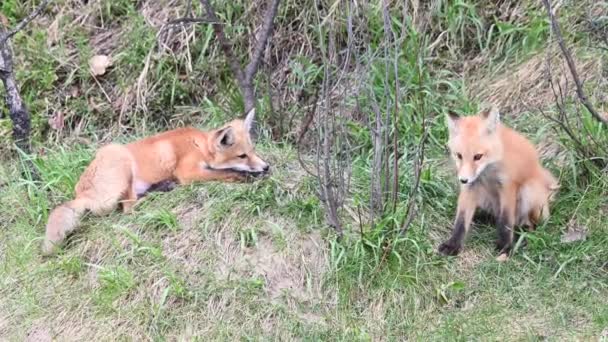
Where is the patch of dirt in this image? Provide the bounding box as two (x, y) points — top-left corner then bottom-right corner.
(469, 51), (602, 116)
(214, 219), (328, 302)
(246, 232), (325, 301)
(0, 314), (8, 337)
(25, 324), (52, 342)
(162, 227), (206, 274)
(157, 204), (207, 274)
(161, 204), (329, 304)
(456, 247), (489, 273)
(176, 205), (201, 229)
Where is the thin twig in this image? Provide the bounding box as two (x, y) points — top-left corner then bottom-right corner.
(0, 0), (52, 47)
(163, 17), (214, 27)
(400, 129), (428, 235)
(296, 87), (320, 178)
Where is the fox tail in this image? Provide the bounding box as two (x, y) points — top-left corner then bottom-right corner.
(42, 197), (92, 255)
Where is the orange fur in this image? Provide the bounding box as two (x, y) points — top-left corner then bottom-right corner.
(438, 106), (559, 257)
(42, 109), (268, 255)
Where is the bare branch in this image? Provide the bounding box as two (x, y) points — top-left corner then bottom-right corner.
(244, 0), (281, 81)
(200, 0), (246, 86)
(0, 0), (50, 179)
(163, 17), (215, 27)
(0, 0), (51, 47)
(200, 0), (281, 112)
(296, 87), (320, 178)
(541, 0), (607, 125)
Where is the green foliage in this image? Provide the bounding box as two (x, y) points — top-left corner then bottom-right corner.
(95, 265), (136, 310)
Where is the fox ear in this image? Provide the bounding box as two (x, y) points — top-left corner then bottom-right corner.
(216, 127), (235, 148)
(244, 108), (255, 133)
(481, 105), (500, 133)
(446, 111), (460, 135)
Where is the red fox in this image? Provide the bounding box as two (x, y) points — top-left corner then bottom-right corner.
(42, 109), (269, 255)
(439, 106), (559, 257)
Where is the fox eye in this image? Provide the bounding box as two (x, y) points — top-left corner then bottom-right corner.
(456, 153), (462, 160)
(473, 153), (483, 161)
(238, 154), (247, 159)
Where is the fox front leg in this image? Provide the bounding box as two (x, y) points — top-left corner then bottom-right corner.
(173, 156), (248, 184)
(439, 190), (476, 256)
(496, 186), (517, 255)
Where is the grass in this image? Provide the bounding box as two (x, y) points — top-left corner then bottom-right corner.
(1, 0), (608, 340)
(1, 127), (607, 339)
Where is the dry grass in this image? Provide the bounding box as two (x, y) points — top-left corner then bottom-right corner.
(469, 49), (603, 116)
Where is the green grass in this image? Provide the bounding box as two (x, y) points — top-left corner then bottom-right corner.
(1, 0), (608, 340)
(1, 134), (607, 340)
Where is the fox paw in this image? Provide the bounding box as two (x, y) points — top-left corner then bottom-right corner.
(438, 241), (461, 256)
(495, 240), (513, 255)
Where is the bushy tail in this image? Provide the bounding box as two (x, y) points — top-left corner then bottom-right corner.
(42, 197), (91, 255)
(537, 168), (560, 222)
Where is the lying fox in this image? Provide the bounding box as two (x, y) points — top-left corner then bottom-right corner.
(43, 109), (269, 255)
(439, 106), (559, 257)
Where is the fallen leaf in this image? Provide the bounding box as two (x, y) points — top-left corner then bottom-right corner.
(561, 219), (588, 243)
(47, 18), (60, 47)
(88, 97), (102, 112)
(89, 55), (112, 76)
(69, 85), (80, 98)
(48, 111), (64, 131)
(561, 230), (587, 243)
(26, 325), (52, 342)
(0, 14), (9, 28)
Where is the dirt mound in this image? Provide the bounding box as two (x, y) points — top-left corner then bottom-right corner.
(215, 223), (327, 302)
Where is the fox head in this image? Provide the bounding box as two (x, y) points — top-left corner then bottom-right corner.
(200, 108), (270, 176)
(445, 106), (504, 185)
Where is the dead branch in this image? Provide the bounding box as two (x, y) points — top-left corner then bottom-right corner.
(0, 40), (30, 153)
(0, 1), (50, 182)
(163, 17), (214, 27)
(541, 0), (607, 125)
(200, 0), (281, 112)
(296, 86), (320, 178)
(0, 0), (51, 161)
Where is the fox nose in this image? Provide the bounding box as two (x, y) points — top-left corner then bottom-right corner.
(459, 178), (468, 184)
(263, 164), (270, 172)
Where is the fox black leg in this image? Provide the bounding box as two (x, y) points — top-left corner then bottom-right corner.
(439, 211), (467, 256)
(496, 187), (517, 256)
(138, 180), (178, 199)
(473, 210), (496, 225)
(495, 207), (517, 255)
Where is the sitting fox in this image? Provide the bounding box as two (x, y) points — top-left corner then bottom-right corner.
(439, 106), (559, 257)
(43, 109), (269, 255)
